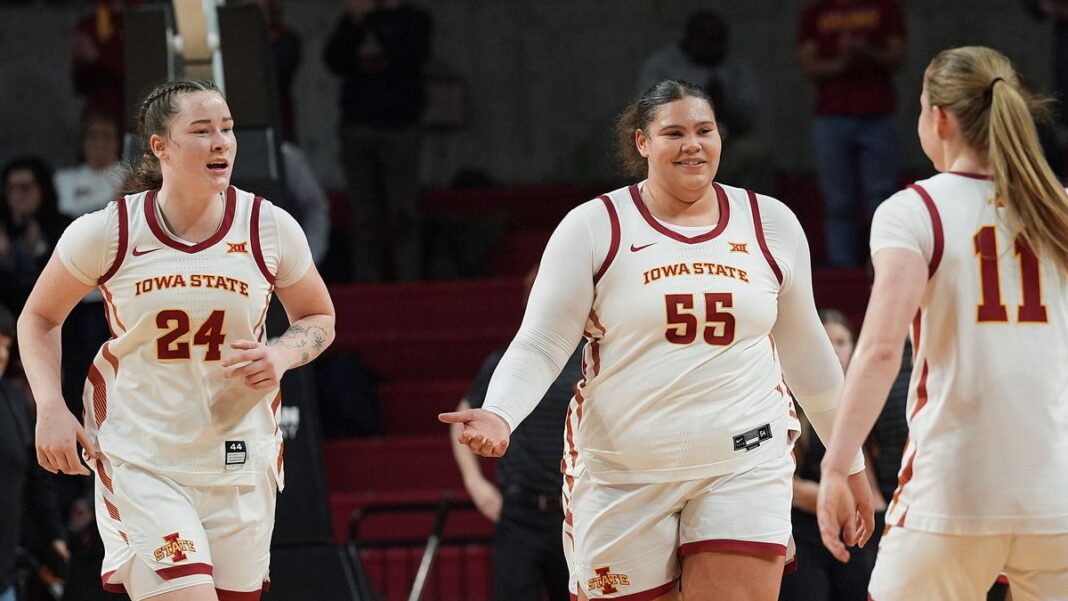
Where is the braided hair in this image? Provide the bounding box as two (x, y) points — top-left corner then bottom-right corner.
(123, 80), (223, 193)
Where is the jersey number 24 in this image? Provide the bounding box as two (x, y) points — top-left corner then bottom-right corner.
(156, 310), (227, 360)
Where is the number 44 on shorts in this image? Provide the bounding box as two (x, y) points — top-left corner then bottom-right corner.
(225, 441), (246, 470)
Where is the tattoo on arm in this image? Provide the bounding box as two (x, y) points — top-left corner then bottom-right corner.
(269, 323), (329, 365)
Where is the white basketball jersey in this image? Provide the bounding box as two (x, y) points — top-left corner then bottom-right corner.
(561, 183), (797, 485)
(875, 173), (1068, 534)
(85, 187), (284, 488)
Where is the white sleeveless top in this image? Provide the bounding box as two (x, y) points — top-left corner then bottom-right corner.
(56, 186), (312, 488)
(484, 182), (854, 485)
(872, 172), (1068, 534)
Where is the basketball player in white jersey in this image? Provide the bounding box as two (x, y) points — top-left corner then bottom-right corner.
(18, 79), (335, 601)
(817, 46), (1068, 600)
(440, 80), (873, 601)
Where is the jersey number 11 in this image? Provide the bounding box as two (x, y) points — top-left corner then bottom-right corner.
(974, 226), (1048, 323)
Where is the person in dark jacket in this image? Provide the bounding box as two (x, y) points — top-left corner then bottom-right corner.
(0, 304), (68, 601)
(324, 0), (432, 282)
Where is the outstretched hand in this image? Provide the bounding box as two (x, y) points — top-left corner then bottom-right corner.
(817, 470), (876, 563)
(438, 408), (511, 457)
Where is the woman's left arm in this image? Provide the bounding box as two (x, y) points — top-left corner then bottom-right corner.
(269, 265), (336, 369)
(223, 200), (335, 389)
(223, 265), (335, 389)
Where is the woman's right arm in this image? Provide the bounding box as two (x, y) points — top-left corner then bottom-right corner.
(439, 203), (602, 455)
(19, 208), (113, 475)
(19, 252), (97, 475)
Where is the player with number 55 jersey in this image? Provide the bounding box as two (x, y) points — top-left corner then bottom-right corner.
(442, 80), (870, 601)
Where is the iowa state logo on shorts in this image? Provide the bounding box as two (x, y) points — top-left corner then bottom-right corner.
(588, 566), (630, 595)
(154, 532), (196, 563)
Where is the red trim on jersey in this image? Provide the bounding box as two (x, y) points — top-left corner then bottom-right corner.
(593, 195), (620, 284)
(907, 184), (944, 277)
(103, 497), (121, 521)
(100, 284), (126, 334)
(216, 589), (262, 601)
(251, 288), (273, 344)
(96, 459), (114, 493)
(589, 309), (606, 375)
(564, 407), (578, 488)
(157, 563), (213, 580)
(911, 361), (930, 421)
(250, 196), (276, 285)
(101, 571), (125, 594)
(748, 190), (784, 285)
(629, 183), (730, 243)
(911, 313), (921, 363)
(784, 557), (798, 575)
(101, 342), (119, 375)
(276, 441), (285, 474)
(120, 531), (128, 544)
(679, 539), (787, 558)
(145, 187), (237, 253)
(88, 364), (108, 428)
(271, 392), (282, 414)
(99, 197), (128, 284)
(895, 508), (908, 527)
(948, 171), (993, 180)
(890, 449), (914, 511)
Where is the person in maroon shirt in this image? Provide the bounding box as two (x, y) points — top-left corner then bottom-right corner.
(798, 0), (906, 268)
(69, 0), (135, 128)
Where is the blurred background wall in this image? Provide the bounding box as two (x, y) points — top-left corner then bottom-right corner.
(0, 0), (1053, 190)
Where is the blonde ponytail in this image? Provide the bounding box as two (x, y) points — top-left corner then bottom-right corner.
(926, 46), (1068, 274)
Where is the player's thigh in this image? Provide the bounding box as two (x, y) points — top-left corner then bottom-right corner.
(678, 452), (793, 601)
(124, 558), (216, 601)
(869, 527), (1007, 601)
(571, 472), (685, 599)
(106, 461), (215, 600)
(1002, 533), (1068, 601)
(199, 474), (276, 596)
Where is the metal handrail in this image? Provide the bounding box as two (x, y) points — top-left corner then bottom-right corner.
(408, 494), (453, 601)
(345, 492), (492, 601)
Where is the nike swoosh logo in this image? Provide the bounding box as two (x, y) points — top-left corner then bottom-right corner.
(630, 242), (656, 252)
(132, 246), (161, 256)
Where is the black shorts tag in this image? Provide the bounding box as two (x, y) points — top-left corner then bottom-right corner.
(225, 441), (247, 470)
(733, 424), (772, 451)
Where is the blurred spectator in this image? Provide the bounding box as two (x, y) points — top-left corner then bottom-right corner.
(54, 114), (123, 220)
(449, 265), (580, 601)
(324, 0), (432, 282)
(281, 141), (330, 265)
(780, 309), (883, 601)
(0, 304), (68, 601)
(0, 157), (71, 314)
(69, 0), (130, 126)
(798, 0), (905, 267)
(639, 10), (773, 193)
(237, 0), (302, 141)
